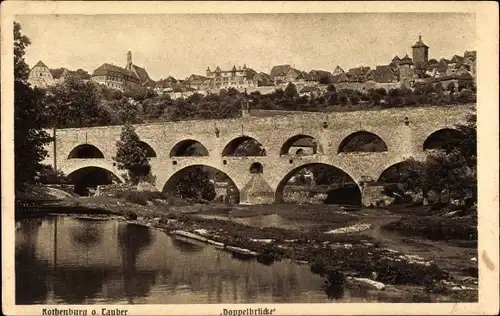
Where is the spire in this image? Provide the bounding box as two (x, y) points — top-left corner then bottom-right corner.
(126, 51), (132, 70)
(412, 34), (429, 48)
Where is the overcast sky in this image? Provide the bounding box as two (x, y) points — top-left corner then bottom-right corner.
(17, 13), (476, 80)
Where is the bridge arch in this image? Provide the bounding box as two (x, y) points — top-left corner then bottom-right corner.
(275, 163), (362, 205)
(139, 141), (157, 157)
(423, 128), (464, 152)
(169, 139), (209, 157)
(67, 144), (105, 159)
(280, 134), (323, 156)
(161, 164), (240, 203)
(222, 136), (266, 157)
(67, 166), (122, 196)
(338, 131), (388, 153)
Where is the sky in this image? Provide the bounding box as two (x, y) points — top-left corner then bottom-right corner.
(16, 13), (476, 80)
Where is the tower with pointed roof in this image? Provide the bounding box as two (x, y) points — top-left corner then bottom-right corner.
(412, 35), (429, 64)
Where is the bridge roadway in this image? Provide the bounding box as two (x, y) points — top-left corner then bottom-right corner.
(43, 105), (473, 205)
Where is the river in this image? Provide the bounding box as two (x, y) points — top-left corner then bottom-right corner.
(16, 215), (427, 304)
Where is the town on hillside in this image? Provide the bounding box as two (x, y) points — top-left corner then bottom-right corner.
(28, 35), (476, 100)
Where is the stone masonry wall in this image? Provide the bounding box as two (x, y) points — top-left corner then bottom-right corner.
(45, 105), (473, 203)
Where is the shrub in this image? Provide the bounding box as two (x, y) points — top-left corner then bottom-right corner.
(37, 165), (68, 184)
(125, 210), (137, 220)
(256, 244), (285, 266)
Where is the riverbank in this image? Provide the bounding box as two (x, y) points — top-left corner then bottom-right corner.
(19, 194), (478, 302)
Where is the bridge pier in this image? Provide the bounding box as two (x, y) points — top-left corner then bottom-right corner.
(361, 184), (388, 207)
(239, 174), (275, 205)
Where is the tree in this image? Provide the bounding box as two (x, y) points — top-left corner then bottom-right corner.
(326, 84), (337, 93)
(14, 22), (31, 83)
(446, 82), (456, 93)
(284, 82), (298, 99)
(114, 123), (151, 184)
(327, 92), (338, 105)
(400, 112), (477, 205)
(45, 75), (112, 128)
(233, 139), (266, 156)
(14, 22), (53, 191)
(338, 93), (349, 106)
(174, 168), (216, 201)
(116, 98), (141, 123)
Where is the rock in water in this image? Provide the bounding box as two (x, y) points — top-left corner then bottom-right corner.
(348, 277), (386, 290)
(137, 181), (158, 192)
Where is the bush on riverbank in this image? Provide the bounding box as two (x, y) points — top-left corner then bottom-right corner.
(125, 210), (138, 220)
(382, 216), (477, 243)
(309, 246), (449, 286)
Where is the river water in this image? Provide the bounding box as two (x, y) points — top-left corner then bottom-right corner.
(15, 216), (405, 304)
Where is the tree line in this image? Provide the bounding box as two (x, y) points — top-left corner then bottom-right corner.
(39, 78), (476, 129)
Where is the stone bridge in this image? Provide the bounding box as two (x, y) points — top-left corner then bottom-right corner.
(43, 105), (473, 205)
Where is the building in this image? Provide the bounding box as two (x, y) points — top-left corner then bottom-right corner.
(204, 65), (258, 90)
(254, 72), (274, 86)
(28, 61), (91, 88)
(346, 66), (371, 82)
(332, 65), (345, 76)
(91, 51), (153, 91)
(398, 54), (415, 88)
(270, 64), (308, 84)
(308, 70), (334, 84)
(185, 74), (208, 90)
(27, 61), (55, 88)
(412, 35), (429, 65)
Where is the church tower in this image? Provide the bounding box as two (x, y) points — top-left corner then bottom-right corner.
(411, 35), (429, 65)
(126, 51), (133, 70)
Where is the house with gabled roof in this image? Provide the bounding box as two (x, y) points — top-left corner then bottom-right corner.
(332, 65), (345, 76)
(28, 60), (55, 88)
(308, 70), (335, 84)
(91, 62), (141, 91)
(270, 64), (292, 79)
(373, 65), (398, 83)
(347, 66), (371, 77)
(269, 64), (306, 84)
(255, 72), (274, 86)
(185, 74), (207, 90)
(333, 72), (349, 84)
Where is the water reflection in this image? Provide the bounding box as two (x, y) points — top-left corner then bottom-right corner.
(71, 220), (102, 247)
(15, 215), (394, 304)
(171, 237), (205, 253)
(117, 223), (156, 303)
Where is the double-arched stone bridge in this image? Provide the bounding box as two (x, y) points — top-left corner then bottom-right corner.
(43, 105), (473, 205)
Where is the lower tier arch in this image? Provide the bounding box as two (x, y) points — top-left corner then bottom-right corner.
(67, 166), (122, 196)
(275, 163), (362, 205)
(161, 165), (240, 203)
